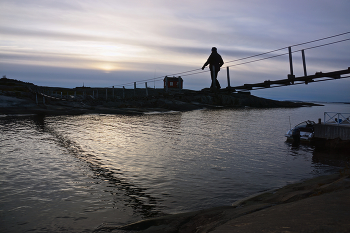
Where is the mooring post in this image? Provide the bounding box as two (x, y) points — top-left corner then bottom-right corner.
(145, 82), (148, 96)
(212, 66), (216, 90)
(302, 49), (307, 77)
(112, 86), (114, 99)
(226, 67), (231, 87)
(123, 86), (125, 99)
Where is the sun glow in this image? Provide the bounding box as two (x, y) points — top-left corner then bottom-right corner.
(97, 63), (119, 73)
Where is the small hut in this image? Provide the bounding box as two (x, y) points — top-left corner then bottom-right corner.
(163, 76), (183, 89)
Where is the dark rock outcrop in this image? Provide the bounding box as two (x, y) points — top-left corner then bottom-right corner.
(0, 77), (321, 115)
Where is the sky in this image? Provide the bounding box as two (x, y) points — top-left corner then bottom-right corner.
(1, 0), (350, 102)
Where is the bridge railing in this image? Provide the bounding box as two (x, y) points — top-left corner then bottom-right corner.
(324, 112), (350, 125)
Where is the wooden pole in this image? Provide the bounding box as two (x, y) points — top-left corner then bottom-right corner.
(165, 76), (168, 92)
(134, 82), (136, 97)
(288, 47), (295, 84)
(226, 67), (231, 87)
(302, 49), (307, 77)
(288, 46), (294, 76)
(145, 82), (148, 96)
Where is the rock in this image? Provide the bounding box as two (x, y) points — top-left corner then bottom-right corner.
(95, 172), (350, 233)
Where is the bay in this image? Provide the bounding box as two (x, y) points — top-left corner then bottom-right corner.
(1, 103), (349, 232)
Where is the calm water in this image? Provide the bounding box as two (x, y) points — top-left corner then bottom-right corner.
(1, 103), (349, 232)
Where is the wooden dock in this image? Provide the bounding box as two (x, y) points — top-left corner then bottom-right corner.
(314, 123), (350, 140)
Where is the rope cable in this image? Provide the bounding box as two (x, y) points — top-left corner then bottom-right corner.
(224, 31), (350, 64)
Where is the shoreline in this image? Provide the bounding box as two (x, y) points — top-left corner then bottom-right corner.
(96, 170), (350, 233)
(1, 77), (323, 116)
(0, 91), (322, 117)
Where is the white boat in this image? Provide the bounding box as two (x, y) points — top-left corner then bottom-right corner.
(285, 120), (315, 143)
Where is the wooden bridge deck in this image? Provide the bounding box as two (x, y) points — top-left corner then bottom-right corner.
(230, 67), (350, 91)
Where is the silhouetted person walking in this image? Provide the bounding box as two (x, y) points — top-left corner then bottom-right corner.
(202, 47), (224, 90)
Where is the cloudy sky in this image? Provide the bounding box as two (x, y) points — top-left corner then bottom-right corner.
(1, 0), (349, 101)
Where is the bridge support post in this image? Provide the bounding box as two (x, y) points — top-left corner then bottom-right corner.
(302, 49), (307, 77)
(288, 47), (295, 84)
(288, 47), (294, 76)
(226, 67), (231, 88)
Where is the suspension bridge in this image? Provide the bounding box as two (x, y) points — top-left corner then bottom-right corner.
(28, 31), (350, 102)
(108, 31), (350, 93)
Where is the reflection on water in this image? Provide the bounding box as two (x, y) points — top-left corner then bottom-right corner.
(1, 103), (349, 232)
(35, 114), (163, 218)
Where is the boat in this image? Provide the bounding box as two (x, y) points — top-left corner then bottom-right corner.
(285, 120), (315, 143)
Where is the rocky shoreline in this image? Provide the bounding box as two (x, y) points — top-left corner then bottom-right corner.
(96, 171), (350, 233)
(0, 77), (321, 116)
